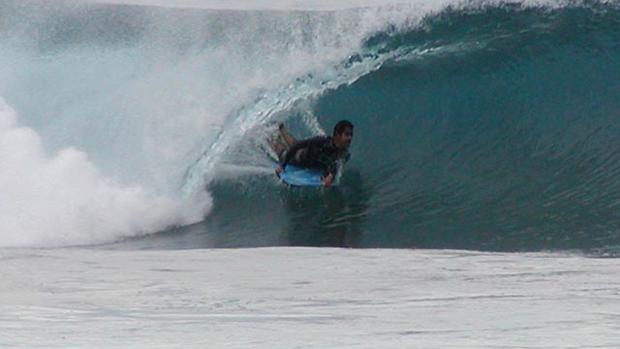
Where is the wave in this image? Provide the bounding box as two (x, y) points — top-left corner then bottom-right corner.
(2, 0), (620, 252)
(0, 0), (440, 247)
(179, 2), (620, 252)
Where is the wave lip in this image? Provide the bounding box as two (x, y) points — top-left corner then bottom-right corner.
(83, 0), (461, 11)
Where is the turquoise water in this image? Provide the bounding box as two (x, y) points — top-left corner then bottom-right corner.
(184, 4), (620, 252)
(2, 0), (620, 253)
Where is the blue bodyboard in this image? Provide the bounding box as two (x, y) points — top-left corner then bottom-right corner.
(278, 164), (325, 187)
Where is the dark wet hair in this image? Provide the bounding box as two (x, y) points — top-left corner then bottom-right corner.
(333, 120), (354, 136)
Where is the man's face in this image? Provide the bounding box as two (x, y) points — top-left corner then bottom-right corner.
(334, 127), (353, 150)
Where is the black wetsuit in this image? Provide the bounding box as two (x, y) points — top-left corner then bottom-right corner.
(280, 136), (349, 176)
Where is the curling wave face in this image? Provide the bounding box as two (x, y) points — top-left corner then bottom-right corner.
(179, 3), (620, 253)
(1, 0), (620, 252)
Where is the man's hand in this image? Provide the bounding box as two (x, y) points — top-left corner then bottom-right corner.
(323, 173), (334, 187)
(275, 166), (284, 176)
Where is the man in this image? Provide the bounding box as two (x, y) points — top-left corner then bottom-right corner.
(274, 120), (354, 187)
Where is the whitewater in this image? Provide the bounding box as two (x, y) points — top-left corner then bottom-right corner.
(2, 0), (620, 347)
(2, 248), (619, 348)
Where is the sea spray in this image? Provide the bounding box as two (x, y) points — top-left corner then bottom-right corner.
(0, 98), (210, 247)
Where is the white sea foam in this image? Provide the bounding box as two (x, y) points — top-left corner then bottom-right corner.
(1, 247), (618, 348)
(0, 98), (210, 247)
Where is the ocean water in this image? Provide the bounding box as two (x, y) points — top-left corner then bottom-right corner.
(1, 0), (620, 347)
(2, 247), (619, 348)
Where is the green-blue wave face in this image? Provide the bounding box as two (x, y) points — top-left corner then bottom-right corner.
(3, 0), (620, 253)
(189, 5), (620, 253)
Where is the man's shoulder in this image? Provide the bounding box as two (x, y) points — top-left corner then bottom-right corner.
(306, 135), (331, 145)
(308, 135), (330, 141)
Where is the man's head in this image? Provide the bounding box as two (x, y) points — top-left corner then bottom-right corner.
(332, 120), (354, 150)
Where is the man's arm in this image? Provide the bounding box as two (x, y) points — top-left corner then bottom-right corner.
(280, 139), (306, 168)
(276, 137), (317, 175)
(280, 136), (328, 167)
(323, 151), (350, 186)
(343, 152), (351, 163)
